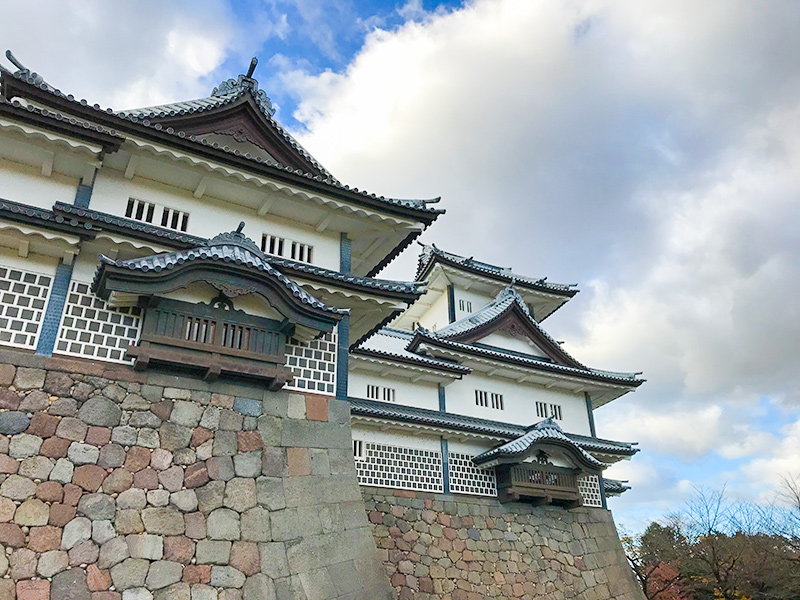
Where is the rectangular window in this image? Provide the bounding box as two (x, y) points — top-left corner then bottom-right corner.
(261, 233), (313, 264)
(125, 198), (189, 232)
(366, 384), (395, 402)
(490, 392), (504, 410)
(475, 390), (503, 410)
(536, 401), (548, 418)
(353, 439), (365, 460)
(549, 403), (563, 420)
(458, 299), (472, 312)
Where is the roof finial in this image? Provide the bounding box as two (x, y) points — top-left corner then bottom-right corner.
(246, 57), (258, 79)
(5, 50), (25, 71)
(236, 221), (245, 233)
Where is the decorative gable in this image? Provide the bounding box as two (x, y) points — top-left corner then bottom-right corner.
(114, 58), (330, 178)
(435, 287), (584, 369)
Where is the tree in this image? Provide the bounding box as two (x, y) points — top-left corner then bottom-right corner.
(622, 523), (690, 600)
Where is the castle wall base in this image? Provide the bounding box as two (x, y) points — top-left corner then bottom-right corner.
(0, 348), (392, 600)
(363, 486), (644, 600)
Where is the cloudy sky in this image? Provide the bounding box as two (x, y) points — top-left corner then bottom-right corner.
(3, 0), (799, 531)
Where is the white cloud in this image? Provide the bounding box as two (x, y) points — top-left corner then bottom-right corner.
(601, 405), (725, 459)
(281, 0), (800, 514)
(0, 0), (286, 110)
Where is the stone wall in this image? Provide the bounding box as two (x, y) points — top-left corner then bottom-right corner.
(0, 348), (392, 600)
(363, 487), (645, 600)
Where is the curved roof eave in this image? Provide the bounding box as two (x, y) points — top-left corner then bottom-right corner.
(1, 71), (445, 224)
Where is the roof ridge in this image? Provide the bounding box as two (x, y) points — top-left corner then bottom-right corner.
(416, 243), (577, 292)
(2, 55), (444, 215)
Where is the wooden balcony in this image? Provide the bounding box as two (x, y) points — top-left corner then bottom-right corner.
(126, 298), (294, 387)
(495, 463), (583, 508)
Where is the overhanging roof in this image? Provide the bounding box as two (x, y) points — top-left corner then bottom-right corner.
(472, 418), (607, 471)
(0, 52), (444, 277)
(417, 244), (578, 297)
(348, 397), (638, 457)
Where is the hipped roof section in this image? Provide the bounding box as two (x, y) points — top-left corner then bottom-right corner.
(416, 244), (578, 297)
(349, 396), (639, 457)
(0, 52), (444, 276)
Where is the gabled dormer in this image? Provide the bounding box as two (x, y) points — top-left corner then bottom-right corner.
(406, 286), (644, 407)
(115, 59), (332, 179)
(395, 244), (578, 331)
(430, 286), (584, 368)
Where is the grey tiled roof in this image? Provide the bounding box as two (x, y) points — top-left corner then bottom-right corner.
(0, 96), (123, 139)
(354, 328), (470, 373)
(472, 418), (607, 468)
(118, 92), (249, 120)
(348, 397), (637, 456)
(264, 257), (425, 296)
(413, 330), (644, 385)
(4, 65), (444, 218)
(433, 286), (586, 368)
(54, 203), (206, 246)
(96, 226), (347, 316)
(115, 73), (335, 181)
(602, 478), (631, 495)
(417, 244), (578, 295)
(0, 197), (82, 231)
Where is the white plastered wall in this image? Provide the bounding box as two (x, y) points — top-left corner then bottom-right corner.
(444, 372), (592, 436)
(351, 424), (441, 451)
(91, 168), (341, 270)
(0, 245), (59, 276)
(417, 289), (450, 332)
(479, 331), (548, 358)
(348, 369), (440, 411)
(0, 155), (79, 210)
(452, 287), (494, 320)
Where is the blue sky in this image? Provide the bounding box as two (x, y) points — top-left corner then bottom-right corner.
(2, 0), (800, 533)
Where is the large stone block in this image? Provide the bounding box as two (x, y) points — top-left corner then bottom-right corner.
(280, 420), (351, 450)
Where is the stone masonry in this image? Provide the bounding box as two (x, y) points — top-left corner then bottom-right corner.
(0, 348), (392, 600)
(363, 487), (645, 600)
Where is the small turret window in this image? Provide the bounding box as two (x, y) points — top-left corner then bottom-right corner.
(125, 198), (189, 233)
(458, 299), (472, 312)
(367, 384), (395, 402)
(261, 233), (313, 264)
(536, 401), (562, 420)
(476, 390), (503, 410)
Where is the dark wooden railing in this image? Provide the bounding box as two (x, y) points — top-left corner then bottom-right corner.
(495, 463), (582, 508)
(145, 300), (284, 359)
(127, 298), (293, 387)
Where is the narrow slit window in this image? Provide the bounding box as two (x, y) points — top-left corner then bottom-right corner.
(536, 401), (548, 418)
(476, 389), (502, 410)
(261, 233), (313, 264)
(549, 403), (563, 420)
(353, 439), (365, 460)
(127, 198), (186, 231)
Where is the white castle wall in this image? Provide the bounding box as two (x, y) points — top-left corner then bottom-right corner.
(348, 370), (440, 411)
(445, 372), (592, 435)
(91, 169), (342, 270)
(0, 154), (80, 210)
